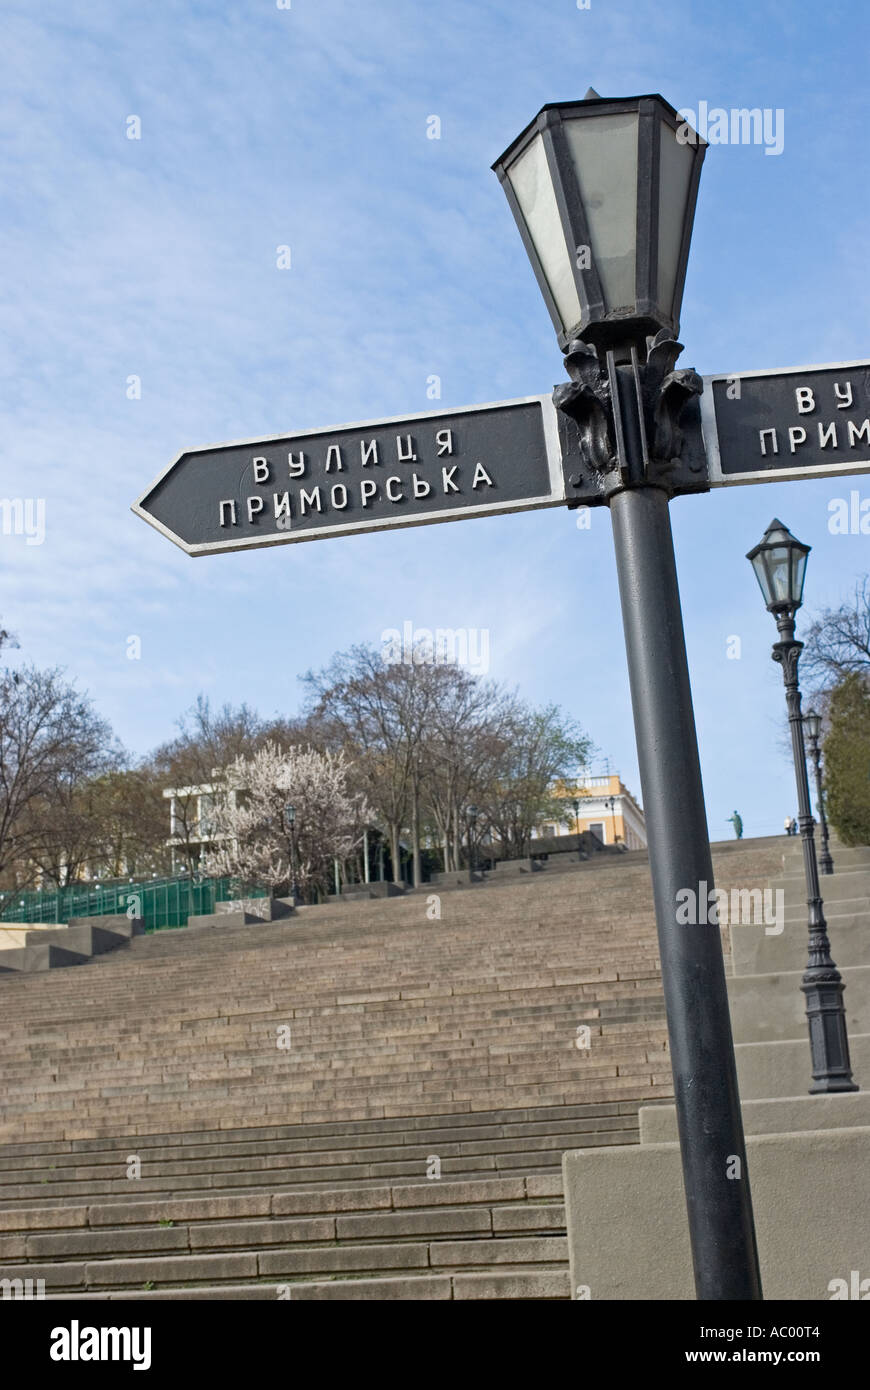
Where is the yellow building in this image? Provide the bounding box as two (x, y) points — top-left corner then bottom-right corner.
(537, 774), (647, 851)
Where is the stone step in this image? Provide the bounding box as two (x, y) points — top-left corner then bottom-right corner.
(728, 964), (870, 1044)
(730, 908), (870, 977)
(0, 1137), (628, 1206)
(0, 1125), (637, 1187)
(44, 1269), (572, 1299)
(0, 1101), (640, 1158)
(0, 1173), (564, 1234)
(0, 1203), (568, 1265)
(772, 871), (870, 902)
(0, 1113), (637, 1174)
(1, 1233), (570, 1291)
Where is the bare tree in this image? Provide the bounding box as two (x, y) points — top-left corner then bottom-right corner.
(419, 669), (511, 870)
(302, 646), (433, 884)
(476, 703), (593, 858)
(0, 662), (117, 883)
(802, 577), (870, 687)
(304, 645), (593, 879)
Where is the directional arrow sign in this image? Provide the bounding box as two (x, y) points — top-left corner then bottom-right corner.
(701, 359), (870, 487)
(133, 396), (565, 556)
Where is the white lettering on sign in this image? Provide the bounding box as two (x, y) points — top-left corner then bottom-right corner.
(759, 429), (779, 456)
(818, 422), (838, 449)
(253, 457), (270, 483)
(396, 435), (417, 463)
(300, 487), (323, 514)
(219, 500), (238, 526)
(749, 381), (870, 466)
(442, 466), (459, 493)
(288, 451), (305, 478)
(788, 426), (807, 453)
(325, 445), (344, 472)
(471, 463), (494, 489)
(435, 429), (453, 456)
(360, 439), (379, 467)
(848, 419), (870, 448)
(262, 465), (494, 522)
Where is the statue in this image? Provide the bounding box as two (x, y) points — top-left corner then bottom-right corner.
(727, 810), (743, 840)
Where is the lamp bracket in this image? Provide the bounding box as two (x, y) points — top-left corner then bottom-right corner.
(552, 340), (616, 480)
(555, 331), (708, 506)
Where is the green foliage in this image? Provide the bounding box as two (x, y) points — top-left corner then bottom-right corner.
(823, 675), (870, 847)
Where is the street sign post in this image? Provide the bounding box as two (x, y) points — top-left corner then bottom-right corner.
(133, 395), (565, 555)
(132, 87), (868, 1302)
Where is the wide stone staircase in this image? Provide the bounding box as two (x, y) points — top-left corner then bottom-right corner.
(0, 837), (784, 1299)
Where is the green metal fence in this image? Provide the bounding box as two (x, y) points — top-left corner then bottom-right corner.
(0, 876), (267, 933)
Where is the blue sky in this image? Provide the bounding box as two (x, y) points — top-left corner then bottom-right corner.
(2, 0), (869, 839)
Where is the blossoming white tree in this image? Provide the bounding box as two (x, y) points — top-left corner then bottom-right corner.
(202, 742), (370, 896)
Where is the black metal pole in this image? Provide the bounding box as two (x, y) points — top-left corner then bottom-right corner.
(772, 614), (856, 1092)
(289, 827), (299, 906)
(609, 482), (763, 1300)
(806, 731), (834, 875)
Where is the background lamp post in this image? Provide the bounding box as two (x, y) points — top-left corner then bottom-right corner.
(747, 520), (856, 1093)
(284, 803), (300, 907)
(605, 792), (619, 843)
(803, 710), (834, 876)
(494, 91), (763, 1300)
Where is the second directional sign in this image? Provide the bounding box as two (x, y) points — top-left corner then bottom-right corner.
(702, 359), (870, 487)
(134, 396), (565, 555)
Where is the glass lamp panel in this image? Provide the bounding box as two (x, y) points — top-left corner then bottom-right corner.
(804, 712), (822, 740)
(791, 547), (808, 604)
(657, 120), (695, 317)
(749, 553), (773, 606)
(766, 546), (794, 605)
(562, 112), (639, 314)
(506, 132), (582, 333)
